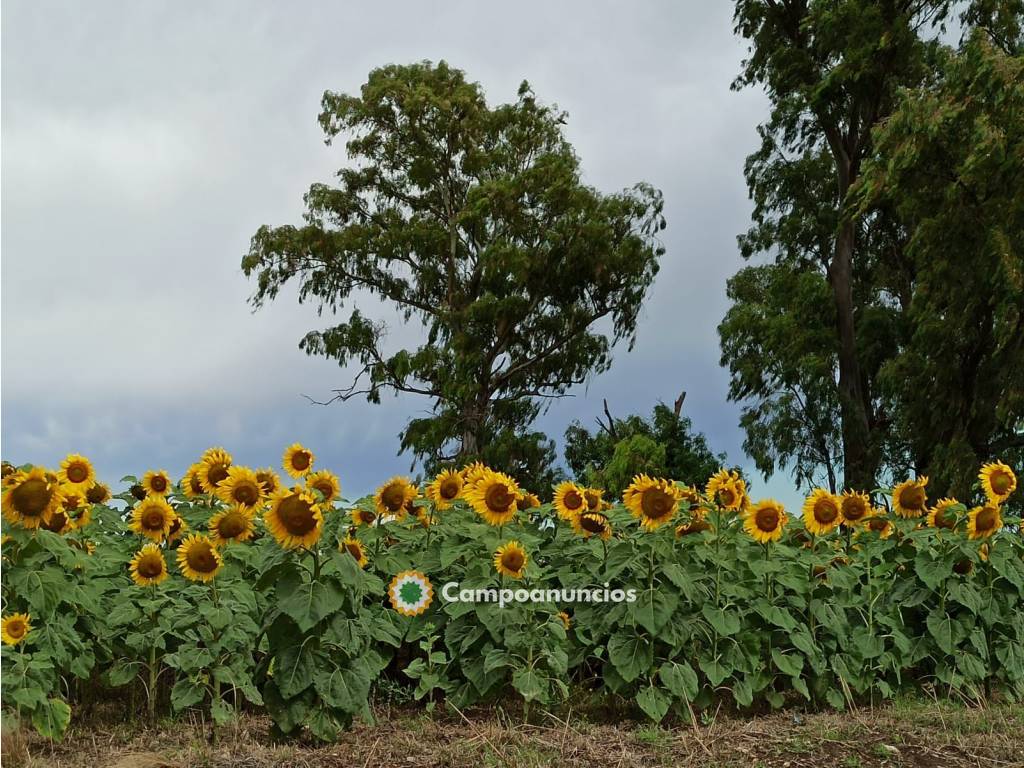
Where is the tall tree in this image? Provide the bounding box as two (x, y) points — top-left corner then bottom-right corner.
(242, 62), (665, 488)
(730, 0), (951, 489)
(564, 400), (724, 496)
(855, 30), (1024, 498)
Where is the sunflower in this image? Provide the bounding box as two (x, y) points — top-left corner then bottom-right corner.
(339, 535), (368, 568)
(282, 443), (315, 478)
(584, 488), (608, 512)
(623, 475), (684, 530)
(926, 498), (961, 531)
(744, 499), (788, 544)
(679, 485), (705, 515)
(705, 469), (747, 512)
(208, 506), (256, 546)
(1, 613), (32, 646)
(571, 511), (612, 540)
(265, 487), (323, 549)
(374, 477), (418, 519)
(141, 469), (173, 498)
(129, 543), (168, 586)
(465, 470), (522, 526)
(967, 503), (1002, 540)
(166, 513), (189, 543)
(676, 519), (714, 537)
(215, 466), (265, 511)
(494, 540), (528, 579)
(350, 507), (377, 527)
(63, 487), (92, 529)
(460, 461), (490, 487)
(306, 470), (341, 506)
(522, 492), (542, 509)
(1, 462), (16, 481)
(802, 489), (843, 535)
(979, 461), (1017, 503)
(83, 481), (109, 505)
(426, 469), (463, 511)
(553, 482), (587, 521)
(557, 611), (571, 631)
(130, 496), (175, 541)
(198, 448), (233, 494)
(59, 454), (95, 489)
(177, 534), (223, 582)
(839, 490), (872, 525)
(892, 477), (928, 518)
(865, 513), (893, 539)
(41, 507), (72, 535)
(181, 464), (207, 499)
(2, 467), (64, 529)
(255, 468), (281, 497)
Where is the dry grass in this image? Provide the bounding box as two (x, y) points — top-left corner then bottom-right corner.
(7, 698), (1023, 768)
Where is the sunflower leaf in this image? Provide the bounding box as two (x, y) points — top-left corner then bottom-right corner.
(635, 685), (670, 722)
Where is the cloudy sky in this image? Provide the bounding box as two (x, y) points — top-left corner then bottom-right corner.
(2, 1), (804, 506)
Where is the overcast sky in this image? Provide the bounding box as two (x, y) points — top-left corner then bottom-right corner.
(2, 1), (807, 507)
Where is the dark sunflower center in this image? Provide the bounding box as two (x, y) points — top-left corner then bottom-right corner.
(168, 517), (182, 536)
(755, 507), (780, 532)
(44, 511), (68, 532)
(991, 470), (1012, 494)
(382, 484), (406, 512)
(186, 542), (219, 573)
(899, 485), (926, 511)
(344, 542), (362, 559)
(581, 514), (607, 534)
(257, 473), (276, 493)
(313, 480), (333, 498)
(143, 509), (166, 530)
(501, 550), (525, 572)
(868, 518), (888, 532)
(7, 620), (27, 639)
(359, 509), (376, 524)
(233, 482), (259, 506)
(440, 479), (460, 500)
(813, 498), (839, 524)
(977, 506), (998, 532)
(679, 520), (711, 536)
(291, 452), (311, 471)
(138, 554), (164, 578)
(86, 485), (107, 504)
(66, 464), (88, 483)
(208, 464), (229, 487)
(12, 479), (53, 517)
(278, 494), (317, 535)
(150, 476), (168, 492)
(564, 490), (584, 510)
(641, 488), (673, 520)
(719, 487), (736, 506)
(935, 508), (956, 529)
(485, 483), (514, 513)
(584, 491), (601, 511)
(190, 475), (205, 494)
(842, 498), (867, 521)
(218, 512), (247, 539)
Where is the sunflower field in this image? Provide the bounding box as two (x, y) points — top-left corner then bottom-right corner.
(1, 448), (1022, 743)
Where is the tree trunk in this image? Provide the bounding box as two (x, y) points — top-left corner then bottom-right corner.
(829, 217), (875, 491)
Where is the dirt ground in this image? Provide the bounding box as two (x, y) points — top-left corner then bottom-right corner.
(5, 698), (1023, 768)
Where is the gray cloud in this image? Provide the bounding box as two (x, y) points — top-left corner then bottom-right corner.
(2, 1), (802, 507)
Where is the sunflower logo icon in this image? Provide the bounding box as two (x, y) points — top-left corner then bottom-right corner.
(388, 570), (434, 616)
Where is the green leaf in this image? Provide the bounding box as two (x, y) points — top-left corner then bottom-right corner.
(915, 551), (953, 589)
(699, 657), (729, 688)
(771, 649), (804, 678)
(170, 679), (205, 711)
(926, 610), (955, 655)
(278, 576), (346, 632)
(512, 668), (546, 703)
(635, 685), (670, 722)
(631, 588), (678, 634)
(607, 633), (653, 683)
(275, 644), (317, 698)
(32, 698), (71, 740)
(702, 604), (741, 636)
(659, 661), (699, 701)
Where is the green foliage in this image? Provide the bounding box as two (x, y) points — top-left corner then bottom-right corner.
(3, 465), (1024, 742)
(855, 31), (1024, 500)
(241, 61), (666, 490)
(564, 404), (722, 496)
